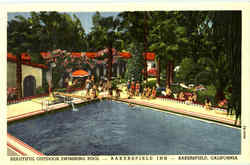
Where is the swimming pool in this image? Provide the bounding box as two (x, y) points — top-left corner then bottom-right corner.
(7, 100), (241, 155)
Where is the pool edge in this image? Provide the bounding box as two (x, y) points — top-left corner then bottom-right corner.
(114, 98), (241, 129)
(7, 133), (45, 156)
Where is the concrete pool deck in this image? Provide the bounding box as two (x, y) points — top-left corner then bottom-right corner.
(7, 89), (240, 156)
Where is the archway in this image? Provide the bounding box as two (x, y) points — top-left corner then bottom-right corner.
(23, 75), (36, 97)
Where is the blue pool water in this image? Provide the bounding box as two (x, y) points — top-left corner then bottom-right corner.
(7, 100), (241, 155)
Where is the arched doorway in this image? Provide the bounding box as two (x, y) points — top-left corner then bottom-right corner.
(23, 75), (36, 97)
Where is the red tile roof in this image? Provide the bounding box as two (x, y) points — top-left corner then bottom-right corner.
(40, 52), (83, 59)
(71, 52), (83, 58)
(7, 53), (48, 69)
(40, 52), (52, 60)
(119, 52), (132, 59)
(143, 52), (155, 61)
(8, 53), (31, 61)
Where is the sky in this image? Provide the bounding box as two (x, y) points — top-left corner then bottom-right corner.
(6, 0), (247, 33)
(8, 12), (119, 34)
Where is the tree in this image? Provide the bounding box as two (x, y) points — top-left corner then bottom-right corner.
(8, 16), (33, 99)
(175, 11), (241, 122)
(8, 12), (88, 97)
(149, 11), (188, 86)
(87, 12), (122, 80)
(175, 57), (201, 84)
(28, 12), (87, 52)
(125, 43), (145, 81)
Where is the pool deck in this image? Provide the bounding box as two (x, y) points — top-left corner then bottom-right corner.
(6, 89), (240, 156)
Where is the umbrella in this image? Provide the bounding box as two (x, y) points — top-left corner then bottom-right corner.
(72, 70), (89, 78)
(194, 85), (206, 91)
(180, 83), (189, 89)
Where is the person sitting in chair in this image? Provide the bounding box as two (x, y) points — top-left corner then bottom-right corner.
(91, 85), (98, 99)
(162, 85), (172, 97)
(192, 92), (197, 103)
(178, 92), (185, 101)
(128, 88), (133, 99)
(186, 94), (193, 105)
(204, 97), (212, 110)
(150, 86), (157, 99)
(145, 87), (151, 98)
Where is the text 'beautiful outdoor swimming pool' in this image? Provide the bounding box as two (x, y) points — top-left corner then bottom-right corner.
(7, 100), (241, 155)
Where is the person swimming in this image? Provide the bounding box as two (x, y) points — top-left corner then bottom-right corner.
(128, 102), (136, 109)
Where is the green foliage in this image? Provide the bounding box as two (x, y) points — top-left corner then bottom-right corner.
(35, 86), (47, 95)
(144, 79), (156, 88)
(111, 78), (120, 89)
(170, 84), (216, 105)
(87, 12), (122, 51)
(170, 85), (192, 95)
(196, 85), (216, 105)
(176, 58), (201, 84)
(8, 11), (87, 56)
(55, 88), (67, 92)
(149, 11), (189, 62)
(124, 43), (144, 82)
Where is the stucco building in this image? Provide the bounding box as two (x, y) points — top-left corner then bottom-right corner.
(7, 53), (48, 98)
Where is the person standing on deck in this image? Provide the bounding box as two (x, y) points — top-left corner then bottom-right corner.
(135, 81), (140, 96)
(204, 97), (212, 110)
(165, 85), (172, 97)
(178, 92), (185, 101)
(131, 81), (135, 96)
(127, 81), (131, 93)
(85, 76), (91, 96)
(91, 75), (95, 85)
(151, 86), (157, 99)
(192, 92), (198, 103)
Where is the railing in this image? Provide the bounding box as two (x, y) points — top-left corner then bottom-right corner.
(42, 100), (49, 111)
(7, 93), (49, 105)
(7, 87), (85, 105)
(66, 87), (84, 93)
(157, 96), (228, 113)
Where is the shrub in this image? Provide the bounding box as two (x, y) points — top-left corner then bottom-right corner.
(36, 86), (46, 95)
(144, 80), (157, 88)
(55, 88), (67, 92)
(196, 85), (216, 105)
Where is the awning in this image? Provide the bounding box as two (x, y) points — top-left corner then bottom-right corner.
(72, 69), (89, 77)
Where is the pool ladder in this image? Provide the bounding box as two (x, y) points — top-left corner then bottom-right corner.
(64, 96), (78, 112)
(42, 100), (49, 111)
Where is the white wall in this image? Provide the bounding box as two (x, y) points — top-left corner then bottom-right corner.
(7, 61), (43, 93)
